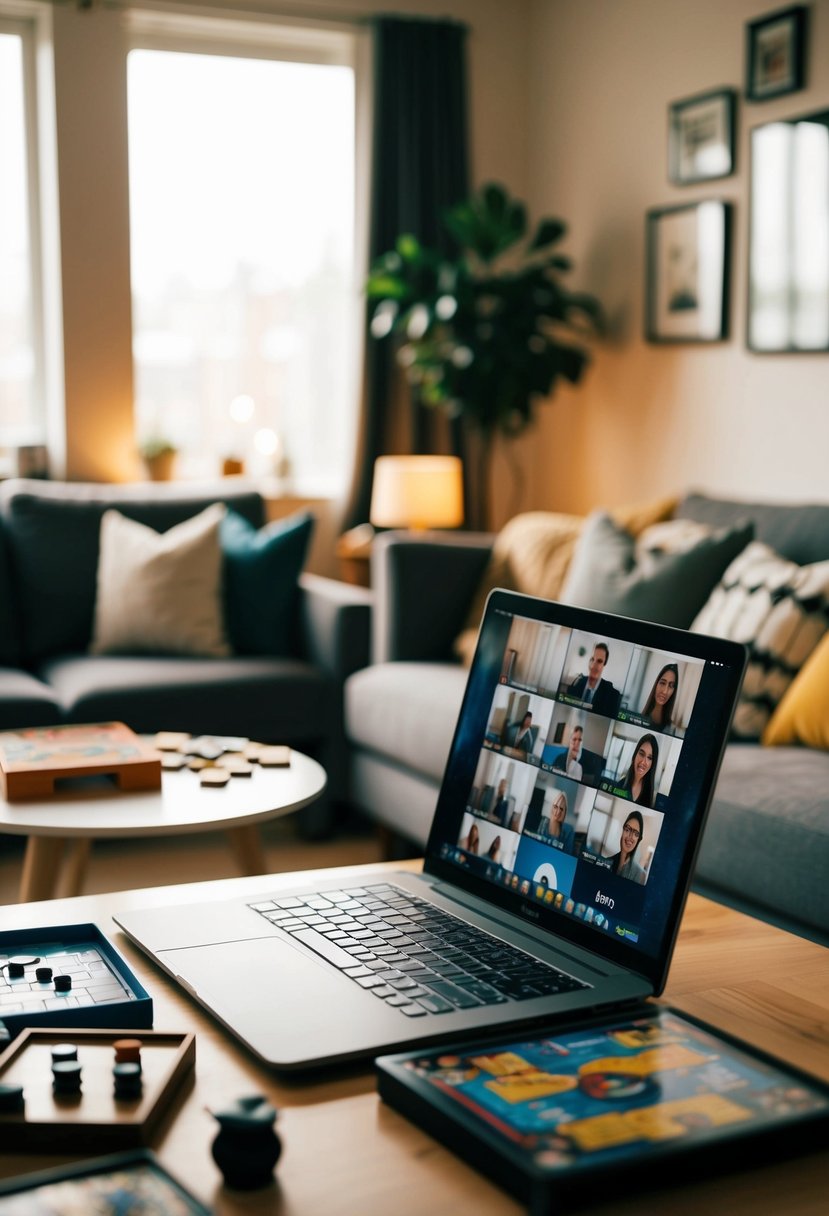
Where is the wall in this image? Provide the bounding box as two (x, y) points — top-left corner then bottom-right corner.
(495, 0), (829, 526)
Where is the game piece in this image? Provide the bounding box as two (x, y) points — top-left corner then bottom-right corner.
(113, 1061), (143, 1099)
(257, 747), (291, 767)
(51, 1043), (78, 1063)
(215, 752), (247, 767)
(153, 731), (192, 751)
(113, 1038), (143, 1066)
(52, 1060), (82, 1093)
(243, 742), (266, 762)
(0, 1083), (24, 1114)
(187, 757), (211, 771)
(200, 768), (230, 787)
(218, 761), (253, 777)
(54, 974), (72, 992)
(35, 966), (53, 983)
(6, 961), (24, 979)
(183, 737), (224, 761)
(160, 753), (188, 771)
(210, 1094), (282, 1190)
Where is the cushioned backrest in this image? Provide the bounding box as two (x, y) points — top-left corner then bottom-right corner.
(0, 480), (266, 663)
(675, 492), (829, 567)
(0, 525), (22, 665)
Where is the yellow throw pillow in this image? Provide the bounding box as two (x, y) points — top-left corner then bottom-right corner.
(453, 495), (678, 665)
(762, 632), (829, 750)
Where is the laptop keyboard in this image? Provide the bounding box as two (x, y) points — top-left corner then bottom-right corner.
(248, 883), (589, 1018)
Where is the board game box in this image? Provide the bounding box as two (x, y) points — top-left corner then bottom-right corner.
(376, 1005), (829, 1212)
(0, 722), (161, 800)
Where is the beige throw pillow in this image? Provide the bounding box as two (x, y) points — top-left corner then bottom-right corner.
(454, 495), (678, 665)
(91, 504), (230, 657)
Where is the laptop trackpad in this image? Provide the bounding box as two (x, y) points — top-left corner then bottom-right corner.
(161, 936), (377, 1068)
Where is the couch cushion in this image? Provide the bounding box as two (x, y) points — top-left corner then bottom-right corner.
(697, 744), (829, 935)
(0, 530), (21, 666)
(676, 492), (829, 566)
(40, 654), (334, 742)
(222, 509), (314, 656)
(91, 505), (230, 658)
(0, 480), (265, 663)
(691, 541), (829, 740)
(560, 512), (753, 627)
(0, 668), (63, 729)
(345, 662), (467, 783)
(763, 632), (829, 751)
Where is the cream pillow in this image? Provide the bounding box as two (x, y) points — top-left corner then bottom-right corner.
(91, 504), (230, 657)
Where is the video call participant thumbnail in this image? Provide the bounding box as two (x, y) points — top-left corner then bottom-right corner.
(568, 642), (622, 717)
(640, 663), (680, 734)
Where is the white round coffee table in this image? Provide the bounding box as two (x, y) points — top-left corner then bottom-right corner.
(0, 748), (326, 902)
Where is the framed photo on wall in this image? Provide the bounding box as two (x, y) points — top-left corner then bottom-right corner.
(669, 89), (736, 184)
(645, 200), (732, 343)
(746, 5), (807, 101)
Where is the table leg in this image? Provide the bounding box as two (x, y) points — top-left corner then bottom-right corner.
(226, 824), (268, 876)
(19, 837), (66, 902)
(58, 839), (92, 898)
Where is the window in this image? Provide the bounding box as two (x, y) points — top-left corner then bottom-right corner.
(0, 17), (43, 453)
(127, 27), (358, 494)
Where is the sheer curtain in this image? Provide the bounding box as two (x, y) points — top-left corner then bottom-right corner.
(343, 14), (470, 530)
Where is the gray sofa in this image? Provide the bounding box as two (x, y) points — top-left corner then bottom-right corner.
(344, 493), (829, 943)
(0, 479), (371, 832)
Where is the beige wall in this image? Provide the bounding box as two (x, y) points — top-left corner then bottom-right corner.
(494, 0), (829, 527)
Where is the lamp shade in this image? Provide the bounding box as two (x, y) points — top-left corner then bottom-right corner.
(369, 455), (464, 530)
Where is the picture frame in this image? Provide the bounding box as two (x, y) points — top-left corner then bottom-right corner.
(668, 88), (736, 184)
(746, 5), (807, 101)
(645, 200), (732, 343)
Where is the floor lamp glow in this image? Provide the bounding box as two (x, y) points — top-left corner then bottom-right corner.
(369, 456), (464, 531)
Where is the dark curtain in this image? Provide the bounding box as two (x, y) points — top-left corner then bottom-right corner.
(343, 15), (470, 530)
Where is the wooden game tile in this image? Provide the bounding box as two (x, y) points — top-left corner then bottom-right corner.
(258, 746), (291, 767)
(200, 768), (230, 787)
(153, 731), (192, 751)
(243, 742), (267, 762)
(160, 753), (188, 771)
(186, 757), (211, 772)
(220, 761), (253, 777)
(215, 752), (247, 767)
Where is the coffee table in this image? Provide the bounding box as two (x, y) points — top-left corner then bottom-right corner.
(0, 864), (826, 1214)
(0, 749), (326, 902)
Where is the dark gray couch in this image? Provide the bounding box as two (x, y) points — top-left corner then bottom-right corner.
(0, 479), (371, 831)
(344, 493), (829, 942)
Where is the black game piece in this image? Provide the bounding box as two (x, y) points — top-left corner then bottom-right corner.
(51, 1043), (78, 1064)
(53, 974), (72, 992)
(0, 1083), (24, 1114)
(35, 967), (53, 983)
(210, 1094), (282, 1190)
(6, 962), (25, 979)
(52, 1060), (82, 1094)
(113, 1061), (143, 1099)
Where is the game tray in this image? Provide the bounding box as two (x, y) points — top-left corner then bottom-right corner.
(0, 923), (152, 1037)
(0, 1029), (195, 1149)
(376, 1004), (829, 1214)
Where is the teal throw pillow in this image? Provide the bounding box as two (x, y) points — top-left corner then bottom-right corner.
(221, 509), (314, 656)
(559, 512), (754, 629)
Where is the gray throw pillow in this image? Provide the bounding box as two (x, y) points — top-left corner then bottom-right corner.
(559, 512), (754, 628)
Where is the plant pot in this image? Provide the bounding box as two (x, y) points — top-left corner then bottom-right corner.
(143, 451), (176, 482)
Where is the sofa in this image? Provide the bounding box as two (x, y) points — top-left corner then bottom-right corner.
(344, 492), (829, 943)
(0, 479), (371, 834)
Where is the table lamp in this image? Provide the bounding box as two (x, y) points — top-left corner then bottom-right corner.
(369, 455), (464, 531)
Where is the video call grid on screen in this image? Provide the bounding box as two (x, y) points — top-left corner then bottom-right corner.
(449, 611), (708, 949)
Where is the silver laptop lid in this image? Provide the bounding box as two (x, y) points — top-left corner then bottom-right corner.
(424, 589), (747, 995)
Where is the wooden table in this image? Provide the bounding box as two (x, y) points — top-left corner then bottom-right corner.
(0, 750), (326, 903)
(0, 862), (826, 1215)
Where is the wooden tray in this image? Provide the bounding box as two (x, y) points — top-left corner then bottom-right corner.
(0, 723), (161, 800)
(0, 1029), (195, 1148)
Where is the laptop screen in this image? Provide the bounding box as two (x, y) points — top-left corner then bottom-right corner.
(425, 590), (746, 988)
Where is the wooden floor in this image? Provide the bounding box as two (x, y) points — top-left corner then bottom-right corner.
(0, 812), (384, 906)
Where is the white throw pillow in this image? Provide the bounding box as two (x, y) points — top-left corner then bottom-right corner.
(91, 504), (230, 657)
(691, 540), (829, 740)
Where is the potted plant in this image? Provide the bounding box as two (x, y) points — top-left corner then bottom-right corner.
(139, 438), (177, 482)
(366, 182), (602, 528)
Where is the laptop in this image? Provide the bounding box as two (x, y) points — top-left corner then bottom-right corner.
(116, 589), (746, 1071)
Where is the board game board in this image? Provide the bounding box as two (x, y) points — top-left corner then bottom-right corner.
(0, 723), (161, 799)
